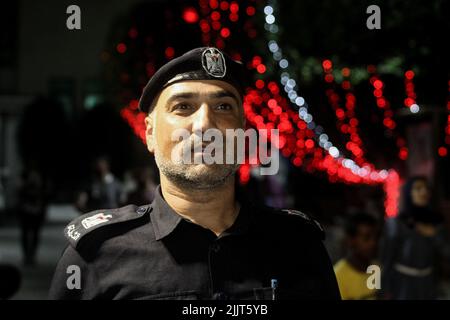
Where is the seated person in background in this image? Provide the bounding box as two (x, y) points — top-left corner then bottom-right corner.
(334, 212), (380, 300)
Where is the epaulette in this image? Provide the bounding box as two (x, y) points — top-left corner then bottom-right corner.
(64, 204), (151, 251)
(279, 209), (325, 240)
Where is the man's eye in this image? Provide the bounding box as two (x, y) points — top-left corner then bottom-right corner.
(173, 104), (191, 111)
(216, 103), (232, 111)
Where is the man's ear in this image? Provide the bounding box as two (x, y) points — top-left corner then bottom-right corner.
(145, 113), (155, 153)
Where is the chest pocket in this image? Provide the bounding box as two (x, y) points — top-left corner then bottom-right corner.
(135, 290), (199, 300)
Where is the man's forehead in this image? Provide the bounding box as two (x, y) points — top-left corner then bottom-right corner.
(161, 80), (241, 98)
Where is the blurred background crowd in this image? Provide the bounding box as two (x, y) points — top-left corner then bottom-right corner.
(0, 0), (449, 299)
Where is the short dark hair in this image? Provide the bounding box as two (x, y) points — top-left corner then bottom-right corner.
(344, 212), (378, 237)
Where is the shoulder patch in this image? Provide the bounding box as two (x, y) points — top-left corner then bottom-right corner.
(282, 209), (311, 221)
(64, 204), (152, 251)
(280, 209), (325, 240)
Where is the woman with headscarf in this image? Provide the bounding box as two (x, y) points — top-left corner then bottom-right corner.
(380, 176), (443, 299)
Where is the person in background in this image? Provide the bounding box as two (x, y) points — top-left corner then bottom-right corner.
(334, 212), (380, 299)
(75, 156), (124, 213)
(126, 167), (157, 206)
(381, 176), (443, 300)
(17, 169), (47, 265)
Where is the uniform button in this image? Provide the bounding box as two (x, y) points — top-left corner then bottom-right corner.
(213, 292), (228, 300)
(136, 206), (148, 215)
(211, 242), (221, 253)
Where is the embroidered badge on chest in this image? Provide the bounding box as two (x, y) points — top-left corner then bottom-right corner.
(202, 47), (226, 78)
(81, 213), (113, 229)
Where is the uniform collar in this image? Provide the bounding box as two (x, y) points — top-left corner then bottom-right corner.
(151, 185), (183, 240)
(150, 185), (252, 241)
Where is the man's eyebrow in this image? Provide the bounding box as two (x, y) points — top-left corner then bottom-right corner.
(166, 90), (240, 106)
(166, 93), (197, 106)
(209, 90), (240, 104)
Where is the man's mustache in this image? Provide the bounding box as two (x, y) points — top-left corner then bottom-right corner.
(176, 134), (225, 152)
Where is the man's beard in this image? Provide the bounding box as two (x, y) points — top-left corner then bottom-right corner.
(153, 138), (240, 190)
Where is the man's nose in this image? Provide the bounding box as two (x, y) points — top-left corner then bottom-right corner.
(192, 103), (216, 132)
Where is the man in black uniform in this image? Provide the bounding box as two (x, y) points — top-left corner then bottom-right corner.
(49, 47), (340, 300)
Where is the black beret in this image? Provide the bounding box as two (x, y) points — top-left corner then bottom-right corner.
(138, 47), (250, 113)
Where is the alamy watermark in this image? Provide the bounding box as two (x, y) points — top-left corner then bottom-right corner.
(366, 264), (381, 290)
(66, 5), (81, 30)
(66, 265), (81, 290)
(169, 128), (280, 176)
(366, 5), (381, 30)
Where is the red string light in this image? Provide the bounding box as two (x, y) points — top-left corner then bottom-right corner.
(442, 80), (450, 155)
(322, 62), (367, 166)
(384, 170), (400, 218)
(164, 47), (175, 59)
(116, 43), (127, 54)
(438, 146), (448, 157)
(182, 7), (199, 24)
(368, 74), (400, 139)
(404, 70), (417, 108)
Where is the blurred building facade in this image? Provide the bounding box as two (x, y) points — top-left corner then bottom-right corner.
(0, 0), (143, 218)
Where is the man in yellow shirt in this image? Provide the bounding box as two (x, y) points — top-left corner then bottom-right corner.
(334, 212), (380, 300)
